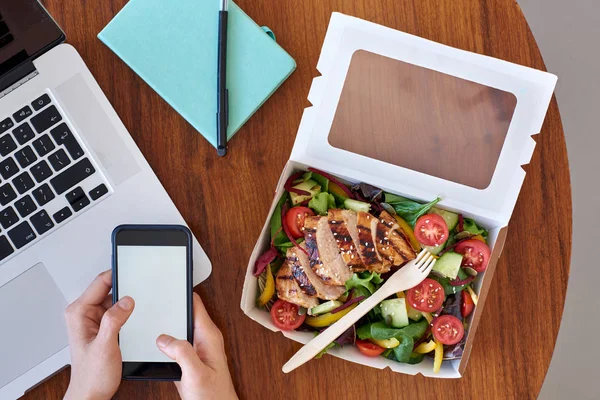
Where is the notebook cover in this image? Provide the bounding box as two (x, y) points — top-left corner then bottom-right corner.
(98, 0), (296, 147)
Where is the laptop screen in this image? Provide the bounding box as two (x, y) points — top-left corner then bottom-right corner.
(0, 0), (63, 77)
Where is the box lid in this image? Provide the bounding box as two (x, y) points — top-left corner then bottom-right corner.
(291, 13), (557, 224)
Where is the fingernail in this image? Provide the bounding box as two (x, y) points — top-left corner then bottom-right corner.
(118, 297), (133, 310)
(156, 334), (173, 349)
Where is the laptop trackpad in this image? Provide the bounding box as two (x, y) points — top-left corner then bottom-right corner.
(0, 264), (68, 388)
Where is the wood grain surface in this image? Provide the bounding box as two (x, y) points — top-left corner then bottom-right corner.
(25, 0), (571, 399)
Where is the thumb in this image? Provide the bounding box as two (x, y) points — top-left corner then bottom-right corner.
(97, 296), (135, 343)
(156, 335), (207, 375)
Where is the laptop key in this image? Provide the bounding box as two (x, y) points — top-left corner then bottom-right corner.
(50, 123), (84, 159)
(48, 148), (71, 172)
(0, 117), (13, 134)
(50, 158), (95, 195)
(30, 160), (53, 183)
(13, 106), (33, 123)
(12, 122), (35, 145)
(0, 206), (18, 229)
(15, 195), (37, 218)
(0, 133), (16, 156)
(53, 206), (72, 224)
(0, 157), (18, 179)
(32, 94), (51, 111)
(0, 235), (14, 261)
(66, 187), (90, 212)
(14, 146), (37, 168)
(0, 183), (16, 206)
(32, 183), (55, 206)
(12, 171), (34, 194)
(30, 105), (62, 133)
(7, 221), (36, 249)
(32, 134), (56, 157)
(89, 184), (108, 200)
(30, 210), (54, 235)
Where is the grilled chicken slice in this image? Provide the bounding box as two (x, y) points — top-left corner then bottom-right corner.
(374, 218), (408, 266)
(304, 216), (353, 286)
(287, 246), (346, 301)
(378, 211), (417, 262)
(328, 209), (367, 272)
(275, 261), (319, 309)
(355, 211), (388, 273)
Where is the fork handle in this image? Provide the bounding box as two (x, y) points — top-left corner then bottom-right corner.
(282, 286), (394, 373)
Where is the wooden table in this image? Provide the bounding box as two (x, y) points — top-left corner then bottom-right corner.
(27, 0), (571, 399)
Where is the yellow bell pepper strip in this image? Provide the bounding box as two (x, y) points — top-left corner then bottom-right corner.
(305, 302), (358, 328)
(257, 265), (275, 307)
(393, 215), (421, 252)
(414, 340), (437, 354)
(433, 339), (444, 373)
(472, 235), (486, 243)
(396, 291), (405, 299)
(422, 312), (433, 324)
(466, 286), (479, 306)
(329, 181), (349, 200)
(370, 338), (400, 349)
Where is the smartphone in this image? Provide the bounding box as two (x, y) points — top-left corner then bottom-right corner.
(111, 225), (193, 380)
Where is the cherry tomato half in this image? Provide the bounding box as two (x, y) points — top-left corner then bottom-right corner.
(432, 315), (464, 345)
(461, 291), (475, 317)
(414, 214), (449, 246)
(406, 278), (445, 312)
(356, 339), (386, 357)
(270, 299), (306, 330)
(455, 239), (491, 273)
(284, 206), (316, 239)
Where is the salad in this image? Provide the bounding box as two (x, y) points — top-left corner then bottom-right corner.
(254, 168), (490, 373)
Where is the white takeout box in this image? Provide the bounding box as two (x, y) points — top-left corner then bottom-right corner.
(241, 13), (557, 378)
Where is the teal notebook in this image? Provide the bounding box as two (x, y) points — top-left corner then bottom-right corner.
(98, 0), (296, 148)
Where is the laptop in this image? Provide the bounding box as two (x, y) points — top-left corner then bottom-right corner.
(0, 1), (212, 398)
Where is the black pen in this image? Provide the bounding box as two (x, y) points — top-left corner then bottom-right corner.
(216, 0), (229, 156)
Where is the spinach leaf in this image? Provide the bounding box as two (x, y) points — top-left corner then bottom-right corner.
(397, 320), (428, 341)
(308, 192), (336, 215)
(392, 333), (414, 363)
(356, 320), (428, 342)
(430, 268), (469, 295)
(463, 218), (488, 238)
(408, 352), (426, 365)
(384, 194), (441, 228)
(345, 272), (383, 295)
(270, 193), (289, 244)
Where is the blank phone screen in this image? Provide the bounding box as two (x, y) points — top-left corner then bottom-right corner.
(117, 245), (188, 362)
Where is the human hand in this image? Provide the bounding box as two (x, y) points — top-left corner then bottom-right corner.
(64, 270), (135, 400)
(156, 293), (237, 400)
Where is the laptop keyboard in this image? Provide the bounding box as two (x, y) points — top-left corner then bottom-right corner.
(0, 92), (111, 264)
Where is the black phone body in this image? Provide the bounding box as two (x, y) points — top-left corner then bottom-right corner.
(112, 225), (193, 381)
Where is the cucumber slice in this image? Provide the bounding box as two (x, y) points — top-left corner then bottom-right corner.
(431, 208), (459, 231)
(289, 179), (321, 205)
(424, 243), (445, 255)
(407, 304), (423, 321)
(309, 300), (342, 316)
(344, 198), (371, 213)
(380, 298), (409, 328)
(432, 251), (464, 280)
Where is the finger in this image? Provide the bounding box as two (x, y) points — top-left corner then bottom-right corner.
(97, 296), (135, 343)
(101, 294), (113, 310)
(157, 335), (208, 376)
(191, 293), (227, 368)
(78, 270), (113, 306)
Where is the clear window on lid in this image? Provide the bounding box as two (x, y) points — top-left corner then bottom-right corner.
(327, 50), (517, 190)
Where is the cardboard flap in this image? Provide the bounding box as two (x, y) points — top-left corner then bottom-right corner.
(291, 13), (557, 224)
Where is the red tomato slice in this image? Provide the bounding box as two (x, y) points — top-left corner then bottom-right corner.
(356, 339), (385, 357)
(414, 214), (449, 246)
(433, 315), (464, 345)
(454, 239), (491, 273)
(270, 299), (306, 331)
(284, 206), (316, 239)
(406, 278), (445, 312)
(461, 291), (475, 317)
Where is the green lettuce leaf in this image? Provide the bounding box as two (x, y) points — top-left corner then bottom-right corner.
(345, 271), (384, 295)
(308, 192), (336, 215)
(463, 218), (489, 238)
